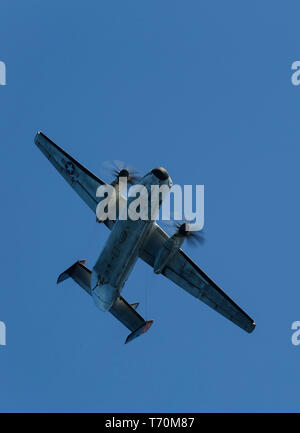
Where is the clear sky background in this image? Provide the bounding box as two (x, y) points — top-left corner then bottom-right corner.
(0, 0), (300, 412)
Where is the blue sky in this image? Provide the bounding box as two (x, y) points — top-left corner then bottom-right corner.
(1, 0), (300, 412)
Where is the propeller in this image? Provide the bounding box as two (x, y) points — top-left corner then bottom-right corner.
(102, 160), (140, 185)
(165, 220), (205, 247)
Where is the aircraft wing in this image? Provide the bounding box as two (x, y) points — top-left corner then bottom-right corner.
(34, 131), (114, 227)
(140, 224), (255, 333)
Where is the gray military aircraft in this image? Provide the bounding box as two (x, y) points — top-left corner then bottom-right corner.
(34, 131), (255, 343)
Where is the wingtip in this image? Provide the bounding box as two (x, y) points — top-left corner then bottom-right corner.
(247, 321), (256, 333)
(34, 130), (43, 146)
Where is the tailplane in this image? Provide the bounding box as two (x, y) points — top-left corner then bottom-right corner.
(57, 260), (91, 295)
(110, 296), (153, 344)
(57, 262), (153, 343)
(125, 320), (154, 344)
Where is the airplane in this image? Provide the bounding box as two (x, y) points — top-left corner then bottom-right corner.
(34, 131), (256, 343)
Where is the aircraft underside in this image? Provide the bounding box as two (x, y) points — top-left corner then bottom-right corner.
(35, 131), (255, 344)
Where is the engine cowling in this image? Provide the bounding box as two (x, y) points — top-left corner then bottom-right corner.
(153, 236), (184, 274)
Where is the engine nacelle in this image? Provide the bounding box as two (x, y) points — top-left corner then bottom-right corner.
(153, 236), (184, 274)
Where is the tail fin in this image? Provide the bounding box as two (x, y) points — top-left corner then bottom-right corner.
(125, 320), (154, 344)
(110, 296), (153, 344)
(57, 260), (91, 295)
(57, 263), (153, 343)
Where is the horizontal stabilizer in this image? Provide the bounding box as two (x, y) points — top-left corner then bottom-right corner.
(57, 260), (91, 295)
(125, 321), (154, 344)
(109, 297), (153, 343)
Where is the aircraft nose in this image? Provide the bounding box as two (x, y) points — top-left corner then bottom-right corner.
(151, 167), (169, 181)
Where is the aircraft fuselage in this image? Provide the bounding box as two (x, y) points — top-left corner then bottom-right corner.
(91, 171), (171, 311)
